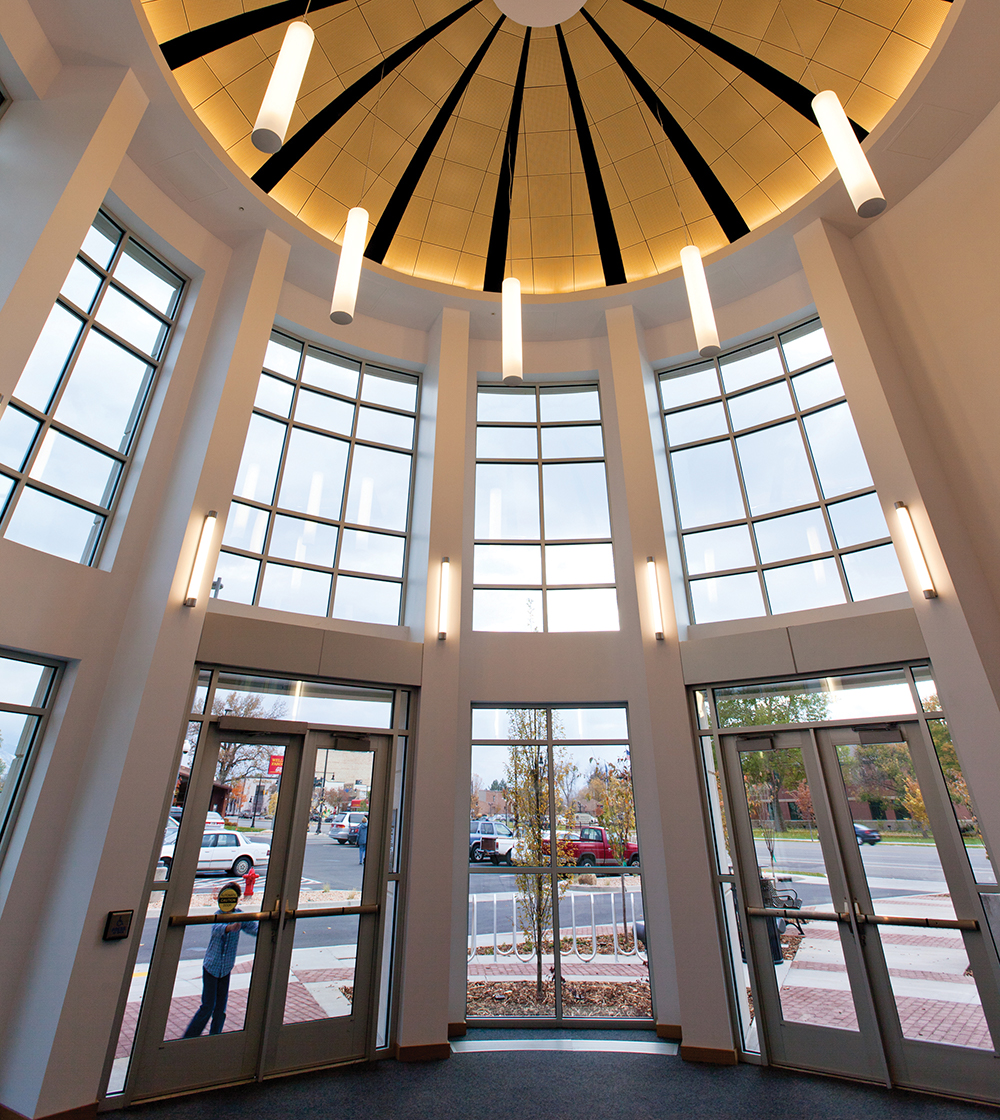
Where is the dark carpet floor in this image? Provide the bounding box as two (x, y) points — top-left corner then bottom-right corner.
(129, 1047), (1000, 1120)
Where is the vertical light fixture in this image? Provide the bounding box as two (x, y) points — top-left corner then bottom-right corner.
(894, 502), (937, 598)
(502, 277), (523, 385)
(184, 511), (218, 607)
(251, 20), (315, 154)
(646, 557), (664, 640)
(438, 557), (451, 639)
(812, 91), (885, 218)
(680, 245), (721, 358)
(330, 206), (370, 325)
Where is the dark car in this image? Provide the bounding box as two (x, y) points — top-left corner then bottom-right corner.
(854, 823), (881, 845)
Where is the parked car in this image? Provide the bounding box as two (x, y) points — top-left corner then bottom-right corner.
(160, 829), (270, 875)
(469, 819), (515, 864)
(330, 811), (369, 845)
(543, 825), (639, 867)
(854, 823), (881, 845)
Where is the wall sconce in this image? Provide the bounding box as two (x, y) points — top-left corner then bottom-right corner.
(894, 502), (937, 598)
(438, 557), (451, 639)
(184, 511), (218, 607)
(646, 557), (664, 640)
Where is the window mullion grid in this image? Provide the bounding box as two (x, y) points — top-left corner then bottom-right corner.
(534, 388), (549, 633)
(725, 390), (769, 613)
(396, 379), (422, 625)
(252, 412), (292, 609)
(657, 382), (701, 624)
(329, 366), (366, 619)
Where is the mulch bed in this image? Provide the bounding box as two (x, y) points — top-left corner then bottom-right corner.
(467, 979), (652, 1018)
(475, 932), (641, 956)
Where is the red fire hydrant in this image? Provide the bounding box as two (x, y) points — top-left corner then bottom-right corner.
(243, 867), (259, 898)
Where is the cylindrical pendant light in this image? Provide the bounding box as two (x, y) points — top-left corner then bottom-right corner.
(680, 245), (721, 358)
(330, 206), (370, 325)
(502, 276), (523, 385)
(812, 90), (885, 219)
(252, 20), (315, 154)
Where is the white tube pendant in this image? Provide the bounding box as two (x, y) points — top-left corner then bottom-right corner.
(252, 20), (315, 154)
(330, 207), (369, 325)
(502, 276), (523, 385)
(680, 244), (721, 358)
(812, 90), (886, 218)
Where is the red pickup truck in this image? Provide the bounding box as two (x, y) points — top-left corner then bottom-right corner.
(544, 826), (639, 867)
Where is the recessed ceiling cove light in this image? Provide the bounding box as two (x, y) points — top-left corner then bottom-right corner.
(494, 0), (585, 27)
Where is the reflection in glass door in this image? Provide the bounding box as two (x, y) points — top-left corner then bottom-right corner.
(467, 706), (651, 1025)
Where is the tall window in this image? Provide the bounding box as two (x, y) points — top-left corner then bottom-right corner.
(473, 384), (619, 632)
(0, 211), (185, 563)
(214, 332), (419, 625)
(658, 319), (907, 624)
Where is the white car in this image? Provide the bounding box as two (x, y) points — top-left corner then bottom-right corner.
(469, 819), (516, 865)
(160, 828), (270, 876)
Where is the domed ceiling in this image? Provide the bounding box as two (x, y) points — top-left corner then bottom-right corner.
(142, 0), (950, 294)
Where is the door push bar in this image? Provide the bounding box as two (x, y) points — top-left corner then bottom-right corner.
(169, 903), (379, 927)
(747, 905), (978, 932)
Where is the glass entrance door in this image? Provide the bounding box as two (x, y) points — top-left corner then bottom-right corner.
(127, 718), (388, 1099)
(721, 721), (1000, 1100)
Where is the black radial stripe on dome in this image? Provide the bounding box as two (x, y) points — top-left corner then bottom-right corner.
(483, 29), (532, 293)
(365, 15), (506, 265)
(582, 10), (749, 243)
(555, 25), (626, 288)
(621, 0), (868, 141)
(253, 0), (483, 194)
(161, 0), (351, 71)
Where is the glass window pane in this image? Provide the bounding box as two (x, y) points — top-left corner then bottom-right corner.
(0, 656), (50, 706)
(60, 259), (102, 313)
(29, 430), (120, 506)
(3, 487), (100, 563)
(664, 401), (727, 444)
(780, 322), (832, 370)
(842, 544), (907, 600)
(213, 552), (260, 604)
(268, 515), (338, 567)
(764, 557), (845, 613)
(546, 588), (619, 631)
(719, 341), (783, 392)
(539, 386), (600, 422)
(114, 241), (183, 316)
(472, 708), (548, 738)
(344, 445), (411, 531)
(475, 463), (539, 539)
(361, 369), (417, 411)
(264, 334), (303, 378)
(0, 407), (40, 471)
(254, 374), (294, 417)
(294, 388), (355, 435)
(540, 425), (604, 459)
(477, 386), (536, 422)
(0, 474), (14, 515)
(474, 544), (541, 584)
(551, 708), (628, 738)
(736, 421), (817, 516)
(54, 331), (152, 451)
(690, 572), (766, 624)
(545, 542), (615, 584)
(542, 463), (611, 539)
(683, 524), (754, 575)
(302, 349), (358, 395)
(476, 426), (537, 459)
(670, 442), (745, 528)
(356, 407), (414, 449)
(278, 429), (349, 520)
(828, 492), (889, 548)
(472, 588), (542, 631)
(234, 414), (287, 505)
(792, 362), (844, 410)
(928, 719), (995, 885)
(258, 563), (331, 616)
(332, 575), (401, 625)
(912, 666), (942, 712)
(803, 403), (873, 498)
(754, 508), (831, 564)
(13, 305), (85, 412)
(222, 502), (269, 554)
(80, 212), (122, 269)
(659, 364), (719, 409)
(339, 529), (405, 577)
(727, 381), (794, 430)
(96, 287), (168, 358)
(714, 669), (914, 726)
